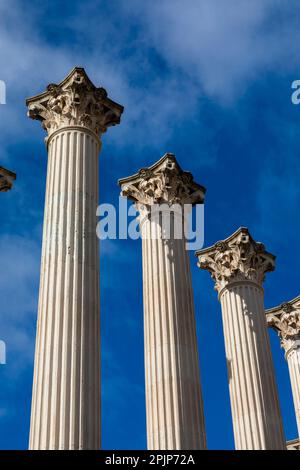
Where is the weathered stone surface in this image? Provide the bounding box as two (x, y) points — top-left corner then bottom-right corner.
(267, 296), (300, 438)
(28, 68), (123, 450)
(119, 154), (206, 450)
(196, 228), (286, 450)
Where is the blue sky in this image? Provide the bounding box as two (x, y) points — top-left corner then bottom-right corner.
(0, 0), (300, 450)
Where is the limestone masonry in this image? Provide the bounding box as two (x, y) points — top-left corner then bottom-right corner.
(22, 67), (300, 450)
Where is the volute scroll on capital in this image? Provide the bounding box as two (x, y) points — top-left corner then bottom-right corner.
(26, 67), (124, 140)
(119, 153), (206, 207)
(0, 166), (16, 192)
(196, 227), (276, 294)
(266, 296), (300, 353)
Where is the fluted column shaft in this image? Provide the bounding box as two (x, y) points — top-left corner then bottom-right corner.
(266, 297), (300, 440)
(197, 227), (286, 450)
(141, 210), (206, 450)
(220, 281), (285, 449)
(286, 345), (300, 435)
(119, 153), (207, 450)
(29, 128), (100, 449)
(27, 67), (123, 450)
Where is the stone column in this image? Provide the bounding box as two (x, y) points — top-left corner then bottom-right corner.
(119, 153), (207, 450)
(196, 227), (286, 450)
(266, 296), (300, 437)
(27, 67), (123, 450)
(287, 438), (300, 450)
(0, 166), (16, 192)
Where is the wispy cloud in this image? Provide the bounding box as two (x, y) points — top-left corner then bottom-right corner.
(3, 0), (299, 160)
(128, 0), (300, 102)
(0, 0), (300, 449)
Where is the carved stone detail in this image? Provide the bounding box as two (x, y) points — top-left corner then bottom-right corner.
(27, 68), (123, 449)
(119, 156), (207, 449)
(119, 153), (205, 207)
(0, 166), (16, 192)
(287, 438), (300, 450)
(266, 296), (300, 353)
(26, 67), (123, 138)
(196, 227), (275, 293)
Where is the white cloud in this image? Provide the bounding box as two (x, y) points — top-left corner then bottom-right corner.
(0, 0), (298, 164)
(124, 0), (300, 102)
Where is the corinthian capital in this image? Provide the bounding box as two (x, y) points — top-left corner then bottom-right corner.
(26, 67), (124, 138)
(266, 296), (300, 354)
(196, 227), (275, 293)
(0, 166), (16, 192)
(119, 153), (205, 207)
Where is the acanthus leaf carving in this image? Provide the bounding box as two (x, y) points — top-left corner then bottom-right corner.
(0, 166), (16, 192)
(197, 228), (275, 293)
(266, 297), (300, 353)
(120, 154), (205, 207)
(26, 68), (123, 139)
